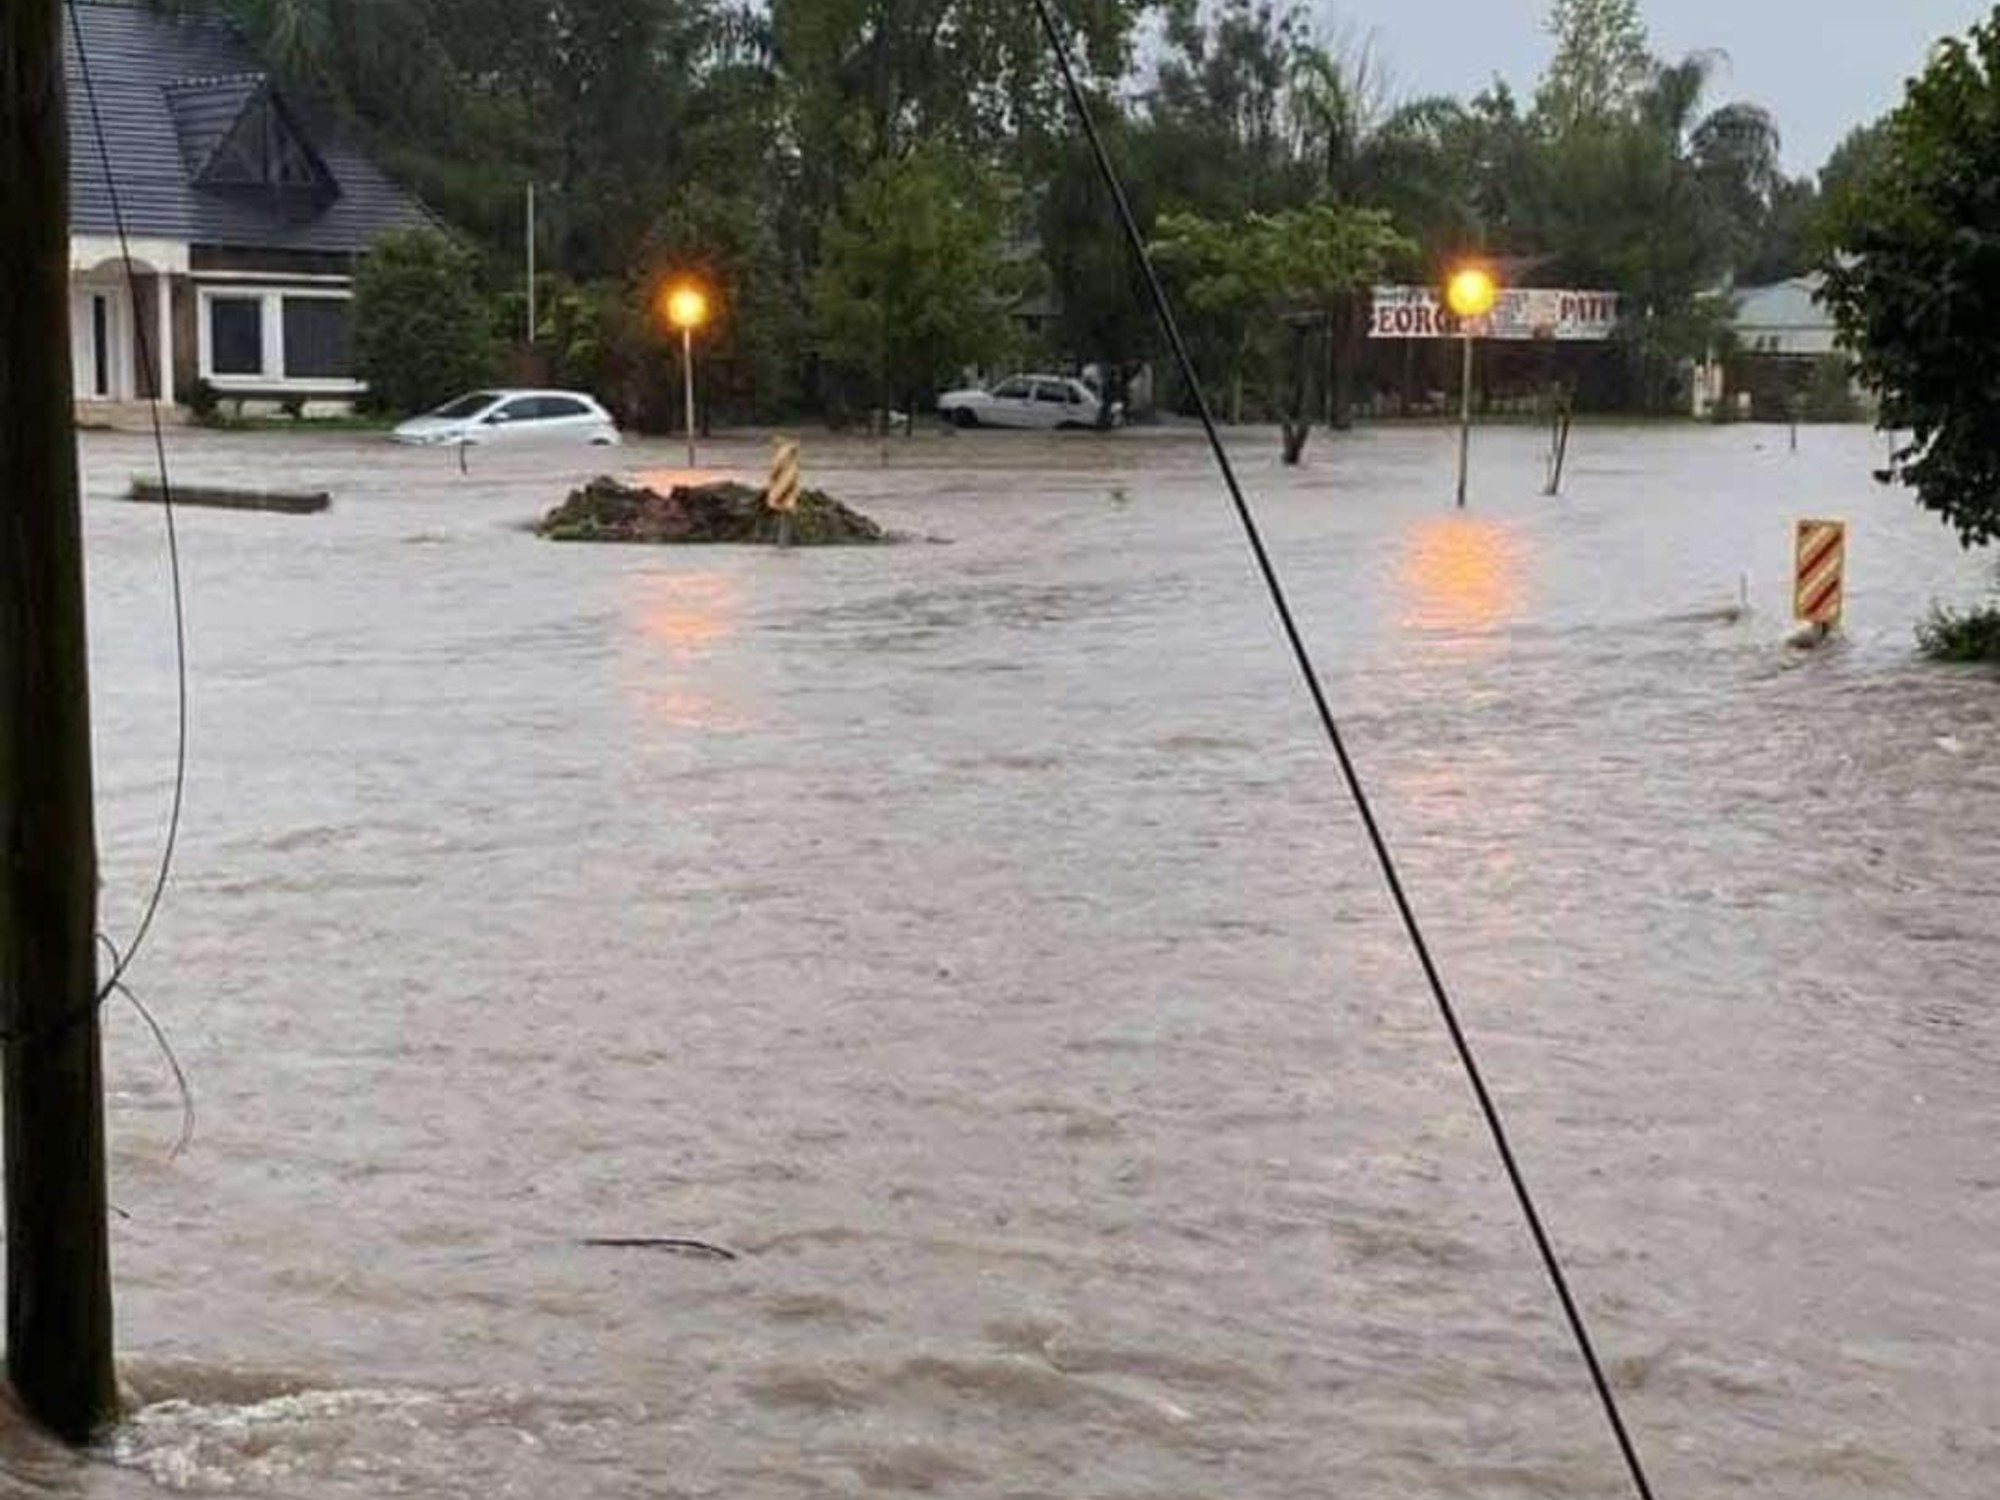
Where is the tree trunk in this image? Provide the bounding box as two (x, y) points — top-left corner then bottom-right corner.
(1329, 292), (1359, 430)
(1281, 320), (1312, 467)
(0, 0), (120, 1445)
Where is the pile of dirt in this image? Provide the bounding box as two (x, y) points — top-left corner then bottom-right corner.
(536, 477), (887, 545)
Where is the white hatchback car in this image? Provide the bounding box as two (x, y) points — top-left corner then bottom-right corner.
(936, 375), (1117, 430)
(392, 389), (621, 447)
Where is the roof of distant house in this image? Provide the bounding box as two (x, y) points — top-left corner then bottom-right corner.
(1733, 274), (1834, 332)
(64, 0), (430, 254)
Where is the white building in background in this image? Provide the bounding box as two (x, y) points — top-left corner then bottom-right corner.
(64, 0), (431, 418)
(1732, 274), (1841, 357)
(1694, 273), (1846, 419)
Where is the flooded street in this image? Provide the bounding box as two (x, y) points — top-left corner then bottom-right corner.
(12, 421), (1998, 1496)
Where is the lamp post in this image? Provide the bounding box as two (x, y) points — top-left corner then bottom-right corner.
(663, 282), (710, 470)
(1447, 266), (1498, 509)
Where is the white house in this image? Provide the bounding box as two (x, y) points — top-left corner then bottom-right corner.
(1693, 273), (1845, 418)
(65, 0), (430, 416)
(1731, 274), (1840, 357)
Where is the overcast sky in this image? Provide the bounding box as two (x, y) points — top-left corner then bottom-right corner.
(1313, 0), (1991, 172)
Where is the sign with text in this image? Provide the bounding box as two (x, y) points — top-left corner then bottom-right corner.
(1369, 286), (1621, 342)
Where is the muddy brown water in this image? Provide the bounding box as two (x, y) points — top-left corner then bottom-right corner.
(4, 423), (1994, 1496)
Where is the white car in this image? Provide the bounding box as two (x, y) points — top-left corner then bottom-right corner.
(937, 375), (1118, 430)
(392, 389), (621, 447)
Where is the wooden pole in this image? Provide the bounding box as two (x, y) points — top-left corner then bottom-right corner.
(0, 0), (120, 1444)
(1455, 330), (1475, 509)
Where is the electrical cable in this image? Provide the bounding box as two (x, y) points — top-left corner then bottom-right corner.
(63, 0), (191, 1001)
(1026, 3), (1660, 1496)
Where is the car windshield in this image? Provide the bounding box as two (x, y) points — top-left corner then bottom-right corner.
(431, 392), (502, 419)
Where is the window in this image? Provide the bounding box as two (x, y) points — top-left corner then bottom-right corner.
(210, 297), (264, 376)
(1033, 382), (1071, 405)
(201, 287), (361, 388)
(282, 298), (351, 379)
(992, 378), (1030, 400)
(434, 391), (500, 419)
(538, 397), (589, 419)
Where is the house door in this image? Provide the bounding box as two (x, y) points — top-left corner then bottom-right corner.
(71, 288), (126, 401)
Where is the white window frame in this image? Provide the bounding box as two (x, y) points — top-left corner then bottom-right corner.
(196, 284), (364, 392)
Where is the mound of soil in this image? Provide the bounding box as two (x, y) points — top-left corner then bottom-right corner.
(536, 477), (886, 545)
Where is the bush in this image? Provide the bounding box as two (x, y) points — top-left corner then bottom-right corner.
(353, 229), (498, 416)
(187, 377), (221, 425)
(1802, 354), (1863, 423)
(1917, 601), (2000, 661)
(1824, 13), (2000, 546)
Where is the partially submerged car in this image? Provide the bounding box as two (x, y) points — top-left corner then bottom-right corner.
(936, 375), (1119, 430)
(393, 389), (621, 447)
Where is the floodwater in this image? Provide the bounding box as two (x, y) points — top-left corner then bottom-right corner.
(7, 420), (1996, 1496)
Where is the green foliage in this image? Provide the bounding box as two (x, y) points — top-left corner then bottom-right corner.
(1152, 202), (1413, 413)
(810, 146), (1025, 417)
(1534, 0), (1651, 137)
(1824, 9), (2000, 547)
(1917, 601), (2000, 661)
(1802, 355), (1863, 423)
(352, 229), (498, 415)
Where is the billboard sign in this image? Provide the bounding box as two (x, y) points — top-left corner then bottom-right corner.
(1369, 286), (1621, 342)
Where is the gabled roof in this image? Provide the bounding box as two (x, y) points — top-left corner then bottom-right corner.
(163, 72), (268, 178)
(65, 0), (430, 255)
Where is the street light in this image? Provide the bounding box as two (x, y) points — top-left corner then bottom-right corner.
(1447, 266), (1498, 509)
(662, 282), (711, 469)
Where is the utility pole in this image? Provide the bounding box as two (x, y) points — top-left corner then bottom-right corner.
(0, 0), (120, 1444)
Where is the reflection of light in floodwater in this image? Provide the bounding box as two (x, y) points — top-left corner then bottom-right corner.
(633, 572), (737, 660)
(624, 572), (751, 732)
(642, 688), (750, 733)
(1398, 514), (1525, 641)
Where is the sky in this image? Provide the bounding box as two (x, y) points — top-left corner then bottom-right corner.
(1314, 0), (1992, 173)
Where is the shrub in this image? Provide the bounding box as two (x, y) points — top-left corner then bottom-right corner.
(1802, 354), (1863, 423)
(187, 377), (221, 424)
(353, 229), (498, 417)
(1917, 601), (2000, 661)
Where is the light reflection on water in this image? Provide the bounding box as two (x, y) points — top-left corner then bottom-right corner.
(623, 570), (753, 732)
(1396, 512), (1527, 644)
(631, 570), (739, 660)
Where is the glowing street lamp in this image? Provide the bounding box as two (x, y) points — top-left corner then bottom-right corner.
(1447, 266), (1498, 509)
(662, 281), (712, 468)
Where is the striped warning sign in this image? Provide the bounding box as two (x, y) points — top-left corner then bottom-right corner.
(767, 437), (801, 514)
(1794, 519), (1847, 625)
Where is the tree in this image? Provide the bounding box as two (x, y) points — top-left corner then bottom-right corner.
(353, 229), (499, 414)
(1824, 9), (2000, 547)
(1038, 115), (1162, 424)
(1535, 0), (1651, 136)
(811, 146), (1023, 427)
(1153, 201), (1412, 445)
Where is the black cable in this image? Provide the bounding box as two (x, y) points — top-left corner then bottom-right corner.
(64, 0), (192, 999)
(98, 934), (196, 1159)
(1026, 4), (1660, 1497)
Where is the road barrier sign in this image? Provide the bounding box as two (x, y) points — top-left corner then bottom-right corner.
(1795, 519), (1847, 626)
(767, 436), (800, 514)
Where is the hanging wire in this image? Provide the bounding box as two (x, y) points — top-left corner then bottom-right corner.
(63, 0), (191, 1001)
(98, 935), (195, 1159)
(1025, 3), (1661, 1497)
(36, 0), (199, 1154)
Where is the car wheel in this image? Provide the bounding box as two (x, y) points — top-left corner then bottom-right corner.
(952, 408), (980, 429)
